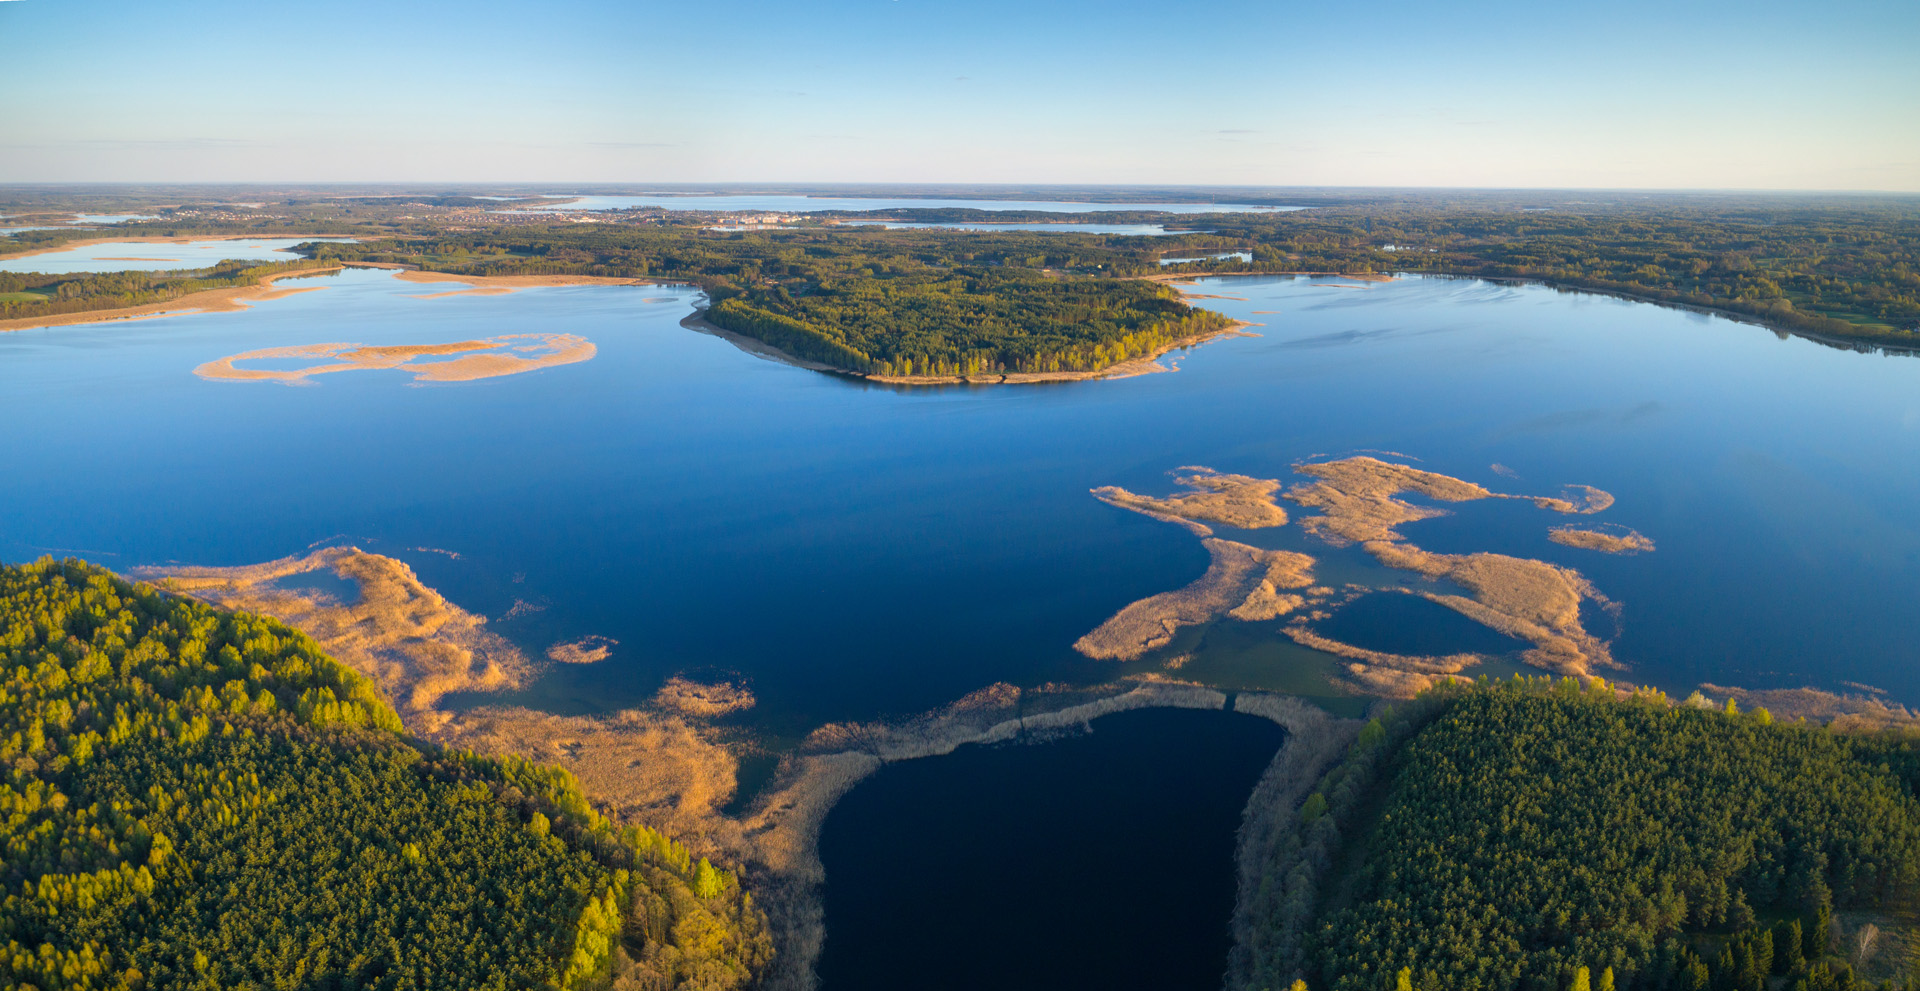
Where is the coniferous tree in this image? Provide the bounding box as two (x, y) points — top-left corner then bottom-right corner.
(1779, 920), (1806, 973)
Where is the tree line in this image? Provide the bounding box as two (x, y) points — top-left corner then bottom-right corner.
(0, 558), (770, 991)
(300, 230), (1237, 377)
(0, 258), (338, 323)
(1243, 676), (1920, 991)
(6, 194), (1915, 363)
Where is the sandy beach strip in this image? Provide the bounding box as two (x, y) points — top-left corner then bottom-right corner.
(0, 233), (360, 262)
(0, 267), (344, 333)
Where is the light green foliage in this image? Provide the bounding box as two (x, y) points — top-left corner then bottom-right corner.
(0, 558), (769, 991)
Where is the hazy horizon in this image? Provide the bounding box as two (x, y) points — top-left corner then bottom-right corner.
(3, 0), (1914, 191)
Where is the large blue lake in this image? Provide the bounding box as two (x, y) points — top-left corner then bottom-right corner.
(3, 269), (1917, 732)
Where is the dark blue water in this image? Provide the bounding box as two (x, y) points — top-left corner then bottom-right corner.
(816, 707), (1285, 991)
(3, 269), (1918, 730)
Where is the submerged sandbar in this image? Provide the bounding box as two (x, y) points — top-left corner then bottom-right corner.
(194, 333), (596, 384)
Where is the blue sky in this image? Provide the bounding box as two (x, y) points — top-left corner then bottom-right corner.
(2, 0), (1915, 188)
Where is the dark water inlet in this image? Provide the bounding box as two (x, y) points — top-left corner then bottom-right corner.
(817, 707), (1287, 991)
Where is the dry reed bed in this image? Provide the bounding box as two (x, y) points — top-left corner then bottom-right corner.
(1092, 468), (1290, 536)
(132, 548), (529, 732)
(1074, 539), (1316, 660)
(1549, 525), (1656, 554)
(1224, 696), (1365, 990)
(1699, 684), (1920, 733)
(1079, 455), (1641, 695)
(546, 635), (618, 664)
(128, 548), (1323, 991)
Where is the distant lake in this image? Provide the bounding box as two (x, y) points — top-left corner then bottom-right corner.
(71, 213), (161, 224)
(3, 269), (1918, 730)
(509, 194), (1305, 214)
(1159, 251), (1254, 265)
(0, 237), (356, 274)
(836, 220), (1191, 235)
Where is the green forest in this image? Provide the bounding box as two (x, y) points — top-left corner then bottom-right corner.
(1245, 678), (1920, 991)
(5, 192), (1916, 368)
(0, 258), (339, 323)
(295, 231), (1235, 376)
(0, 558), (769, 991)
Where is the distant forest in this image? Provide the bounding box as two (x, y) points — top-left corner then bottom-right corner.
(1244, 678), (1920, 991)
(0, 558), (770, 991)
(3, 191), (1917, 371)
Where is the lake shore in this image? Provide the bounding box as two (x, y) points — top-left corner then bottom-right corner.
(0, 265), (344, 333)
(0, 262), (682, 333)
(378, 265), (669, 291)
(0, 233), (352, 262)
(1148, 268), (1920, 357)
(691, 311), (1260, 386)
(744, 681), (1334, 991)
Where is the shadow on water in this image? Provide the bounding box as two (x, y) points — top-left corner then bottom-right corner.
(816, 707), (1286, 991)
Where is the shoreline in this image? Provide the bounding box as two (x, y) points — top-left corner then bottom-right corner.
(380, 266), (672, 291)
(131, 547), (1920, 991)
(680, 309), (851, 374)
(0, 232), (361, 262)
(864, 321), (1260, 384)
(0, 265), (345, 333)
(734, 682), (1344, 991)
(0, 262), (683, 333)
(690, 313), (1261, 386)
(1145, 268), (1920, 357)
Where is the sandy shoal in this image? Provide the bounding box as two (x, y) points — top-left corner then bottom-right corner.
(194, 333), (597, 385)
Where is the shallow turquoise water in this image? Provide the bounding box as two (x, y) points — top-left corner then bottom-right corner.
(2, 269), (1917, 730)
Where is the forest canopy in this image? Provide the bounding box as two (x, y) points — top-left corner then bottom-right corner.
(1244, 678), (1920, 991)
(6, 192), (1917, 367)
(0, 558), (769, 991)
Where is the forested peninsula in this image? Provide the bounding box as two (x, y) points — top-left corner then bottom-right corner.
(0, 559), (769, 991)
(5, 188), (1915, 378)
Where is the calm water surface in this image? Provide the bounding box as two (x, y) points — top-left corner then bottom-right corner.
(2, 270), (1918, 730)
(0, 238), (355, 274)
(836, 221), (1191, 235)
(817, 707), (1285, 991)
(514, 194), (1302, 214)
